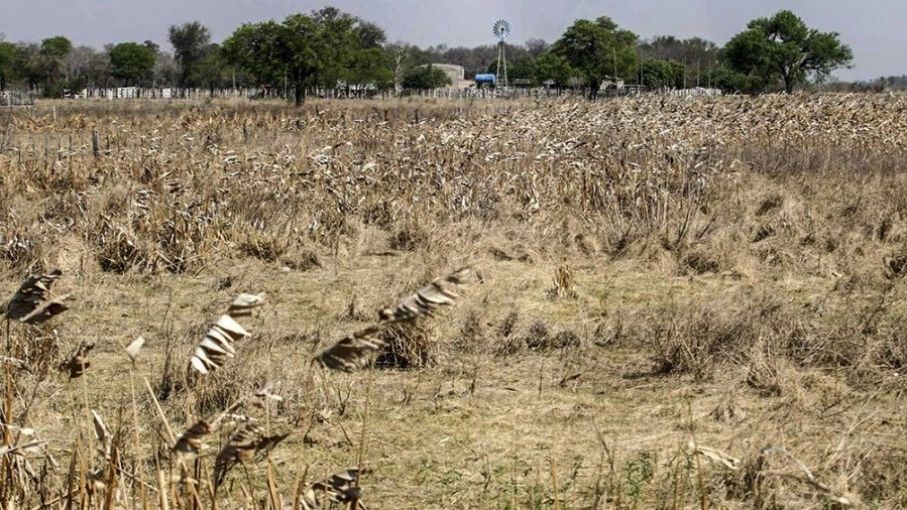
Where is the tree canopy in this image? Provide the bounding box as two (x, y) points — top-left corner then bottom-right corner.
(640, 58), (685, 89)
(168, 21), (211, 87)
(0, 41), (17, 89)
(724, 10), (852, 92)
(109, 42), (156, 85)
(552, 16), (638, 98)
(223, 7), (394, 105)
(533, 52), (574, 88)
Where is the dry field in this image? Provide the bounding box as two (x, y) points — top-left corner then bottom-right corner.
(3, 94), (907, 509)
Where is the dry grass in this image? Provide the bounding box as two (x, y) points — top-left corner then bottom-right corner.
(2, 94), (907, 508)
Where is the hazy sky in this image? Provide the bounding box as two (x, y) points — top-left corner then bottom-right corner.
(3, 0), (904, 80)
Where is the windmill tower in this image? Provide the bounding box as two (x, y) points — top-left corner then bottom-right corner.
(493, 19), (511, 90)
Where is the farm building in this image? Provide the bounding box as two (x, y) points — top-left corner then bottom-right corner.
(431, 64), (465, 84)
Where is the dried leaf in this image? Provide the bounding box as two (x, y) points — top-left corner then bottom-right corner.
(4, 269), (64, 322)
(173, 420), (211, 460)
(313, 326), (385, 372)
(227, 293), (266, 316)
(125, 336), (145, 361)
(19, 296), (69, 325)
(91, 410), (112, 460)
(378, 268), (471, 323)
(189, 315), (250, 375)
(214, 419), (288, 486)
(59, 341), (94, 379)
(301, 468), (368, 509)
(689, 442), (741, 470)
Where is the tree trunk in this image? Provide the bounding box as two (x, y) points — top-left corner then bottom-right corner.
(782, 70), (793, 93)
(294, 85), (304, 107)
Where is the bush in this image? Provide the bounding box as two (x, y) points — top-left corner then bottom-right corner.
(402, 65), (452, 90)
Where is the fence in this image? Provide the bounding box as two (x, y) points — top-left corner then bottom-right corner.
(0, 90), (36, 107)
(5, 85), (723, 104)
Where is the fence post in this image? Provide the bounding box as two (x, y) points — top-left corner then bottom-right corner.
(91, 130), (100, 158)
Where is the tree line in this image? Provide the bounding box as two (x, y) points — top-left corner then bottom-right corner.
(0, 7), (855, 101)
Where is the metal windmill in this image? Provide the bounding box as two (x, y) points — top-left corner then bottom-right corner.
(493, 19), (511, 90)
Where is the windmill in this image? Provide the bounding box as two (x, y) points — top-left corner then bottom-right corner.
(493, 19), (511, 90)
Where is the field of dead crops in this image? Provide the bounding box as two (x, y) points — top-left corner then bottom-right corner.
(3, 94), (907, 509)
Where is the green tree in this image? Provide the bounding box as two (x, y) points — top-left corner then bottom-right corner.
(639, 58), (685, 89)
(190, 44), (229, 90)
(724, 10), (852, 93)
(401, 65), (451, 90)
(40, 36), (72, 60)
(222, 21), (289, 89)
(384, 43), (430, 89)
(345, 20), (394, 91)
(39, 36), (72, 94)
(224, 8), (391, 105)
(14, 43), (45, 90)
(306, 7), (360, 90)
(168, 21), (211, 87)
(639, 36), (720, 87)
(533, 51), (574, 88)
(552, 16), (638, 98)
(347, 46), (394, 91)
(0, 41), (18, 89)
(109, 42), (156, 85)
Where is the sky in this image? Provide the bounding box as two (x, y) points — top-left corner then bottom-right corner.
(2, 0), (905, 81)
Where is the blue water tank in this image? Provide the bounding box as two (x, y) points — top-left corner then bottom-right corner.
(474, 74), (496, 83)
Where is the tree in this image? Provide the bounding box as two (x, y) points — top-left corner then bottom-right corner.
(66, 46), (111, 89)
(40, 36), (72, 60)
(109, 42), (156, 85)
(347, 46), (394, 91)
(401, 65), (451, 90)
(39, 36), (72, 94)
(14, 43), (44, 90)
(222, 21), (289, 90)
(552, 16), (638, 98)
(187, 44), (228, 90)
(345, 20), (394, 91)
(640, 58), (685, 89)
(639, 36), (720, 87)
(525, 38), (549, 58)
(168, 21), (211, 87)
(224, 8), (391, 105)
(724, 10), (852, 93)
(0, 41), (18, 89)
(384, 42), (430, 89)
(533, 51), (574, 88)
(153, 51), (180, 86)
